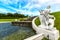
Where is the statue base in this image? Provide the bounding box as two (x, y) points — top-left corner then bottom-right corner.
(36, 26), (59, 40)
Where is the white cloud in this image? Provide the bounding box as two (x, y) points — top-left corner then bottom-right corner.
(0, 0), (60, 16)
(23, 0), (50, 11)
(24, 0), (60, 10)
(17, 9), (39, 16)
(0, 8), (10, 13)
(53, 0), (60, 4)
(45, 0), (60, 5)
(37, 0), (49, 4)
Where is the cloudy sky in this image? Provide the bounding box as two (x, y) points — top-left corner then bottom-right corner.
(0, 0), (60, 16)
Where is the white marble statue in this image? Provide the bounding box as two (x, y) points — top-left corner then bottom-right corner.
(39, 6), (55, 29)
(38, 6), (59, 40)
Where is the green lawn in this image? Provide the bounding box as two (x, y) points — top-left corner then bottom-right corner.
(0, 19), (16, 22)
(35, 17), (40, 26)
(35, 12), (60, 40)
(0, 18), (27, 22)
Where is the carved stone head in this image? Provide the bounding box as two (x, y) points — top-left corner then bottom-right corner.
(47, 5), (51, 9)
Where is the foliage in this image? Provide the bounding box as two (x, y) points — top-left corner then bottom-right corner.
(0, 12), (28, 19)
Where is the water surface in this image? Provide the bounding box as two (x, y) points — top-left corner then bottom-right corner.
(0, 23), (35, 38)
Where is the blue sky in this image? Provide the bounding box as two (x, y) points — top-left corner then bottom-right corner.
(0, 0), (60, 16)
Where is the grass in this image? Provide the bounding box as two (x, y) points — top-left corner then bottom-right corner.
(0, 18), (28, 22)
(35, 12), (60, 40)
(0, 19), (15, 22)
(42, 37), (49, 40)
(35, 17), (40, 26)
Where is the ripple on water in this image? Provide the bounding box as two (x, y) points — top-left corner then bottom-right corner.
(0, 23), (20, 37)
(0, 23), (35, 38)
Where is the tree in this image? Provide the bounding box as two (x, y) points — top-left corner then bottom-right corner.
(7, 13), (13, 17)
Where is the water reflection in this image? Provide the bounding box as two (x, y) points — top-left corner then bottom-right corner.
(0, 23), (20, 37)
(0, 23), (35, 38)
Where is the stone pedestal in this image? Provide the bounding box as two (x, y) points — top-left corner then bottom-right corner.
(36, 27), (59, 40)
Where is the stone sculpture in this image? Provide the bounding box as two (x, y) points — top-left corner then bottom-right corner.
(39, 6), (55, 30)
(38, 6), (59, 40)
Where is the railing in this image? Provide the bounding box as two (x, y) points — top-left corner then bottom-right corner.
(24, 33), (44, 40)
(24, 16), (59, 40)
(24, 17), (44, 40)
(32, 17), (38, 32)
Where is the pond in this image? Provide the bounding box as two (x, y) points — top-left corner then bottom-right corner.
(0, 23), (36, 40)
